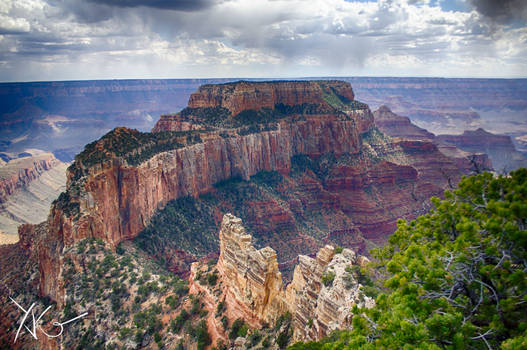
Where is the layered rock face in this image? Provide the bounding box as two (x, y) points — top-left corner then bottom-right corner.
(371, 106), (493, 176)
(216, 213), (286, 327)
(56, 115), (362, 250)
(213, 214), (373, 341)
(28, 80), (472, 306)
(0, 154), (67, 236)
(373, 105), (434, 141)
(285, 246), (374, 341)
(152, 115), (205, 132)
(437, 128), (527, 171)
(187, 80), (355, 116)
(0, 153), (61, 204)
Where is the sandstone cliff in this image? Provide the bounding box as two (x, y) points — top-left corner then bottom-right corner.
(216, 213), (286, 327)
(203, 214), (374, 342)
(0, 154), (67, 237)
(373, 105), (434, 141)
(437, 128), (527, 171)
(186, 80), (355, 117)
(24, 80), (472, 310)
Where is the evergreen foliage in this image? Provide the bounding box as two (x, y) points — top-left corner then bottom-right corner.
(134, 196), (218, 257)
(289, 169), (527, 349)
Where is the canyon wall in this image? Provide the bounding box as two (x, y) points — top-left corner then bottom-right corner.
(0, 153), (61, 204)
(28, 80), (472, 306)
(0, 155), (67, 237)
(373, 105), (434, 141)
(212, 213), (374, 341)
(56, 116), (363, 250)
(187, 80), (355, 116)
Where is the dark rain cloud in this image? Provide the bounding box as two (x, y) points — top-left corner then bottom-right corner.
(469, 0), (527, 24)
(88, 0), (217, 11)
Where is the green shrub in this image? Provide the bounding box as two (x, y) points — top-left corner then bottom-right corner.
(276, 331), (289, 349)
(248, 330), (262, 347)
(207, 272), (218, 286)
(196, 320), (212, 350)
(321, 271), (335, 287)
(173, 309), (190, 332)
(221, 316), (228, 330)
(216, 301), (226, 316)
(229, 319), (248, 339)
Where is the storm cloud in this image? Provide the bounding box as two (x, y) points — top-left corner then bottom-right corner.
(469, 0), (527, 24)
(88, 0), (217, 11)
(0, 0), (525, 82)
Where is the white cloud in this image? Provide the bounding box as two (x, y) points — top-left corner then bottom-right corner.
(0, 0), (525, 81)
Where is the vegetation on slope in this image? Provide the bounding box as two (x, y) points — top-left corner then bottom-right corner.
(317, 82), (367, 111)
(133, 173), (289, 268)
(135, 196), (219, 258)
(72, 127), (206, 170)
(59, 238), (225, 350)
(289, 169), (527, 349)
(134, 166), (346, 273)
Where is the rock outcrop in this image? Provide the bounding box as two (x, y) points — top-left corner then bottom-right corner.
(285, 246), (374, 341)
(437, 128), (527, 171)
(374, 105), (434, 141)
(186, 80), (355, 117)
(22, 80), (473, 308)
(211, 214), (374, 341)
(216, 213), (286, 327)
(0, 153), (61, 204)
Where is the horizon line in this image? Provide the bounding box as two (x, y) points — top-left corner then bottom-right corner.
(2, 75), (527, 84)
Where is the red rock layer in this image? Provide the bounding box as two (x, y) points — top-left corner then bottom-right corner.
(373, 105), (434, 141)
(152, 115), (205, 132)
(0, 154), (60, 204)
(436, 128), (515, 152)
(56, 117), (363, 248)
(187, 81), (355, 116)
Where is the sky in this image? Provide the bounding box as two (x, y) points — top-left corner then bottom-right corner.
(0, 0), (526, 82)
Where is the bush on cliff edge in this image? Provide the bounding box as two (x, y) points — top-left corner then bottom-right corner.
(289, 169), (527, 349)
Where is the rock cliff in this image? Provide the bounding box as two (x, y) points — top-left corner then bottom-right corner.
(216, 213), (286, 327)
(373, 105), (434, 141)
(208, 214), (374, 341)
(437, 128), (527, 171)
(22, 80), (472, 310)
(0, 153), (61, 204)
(186, 80), (355, 117)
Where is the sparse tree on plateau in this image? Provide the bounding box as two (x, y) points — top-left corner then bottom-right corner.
(289, 169), (527, 349)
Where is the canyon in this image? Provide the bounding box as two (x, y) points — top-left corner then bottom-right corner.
(0, 153), (67, 240)
(42, 80), (481, 302)
(0, 80), (503, 349)
(190, 213), (374, 346)
(374, 105), (522, 173)
(2, 77), (526, 161)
